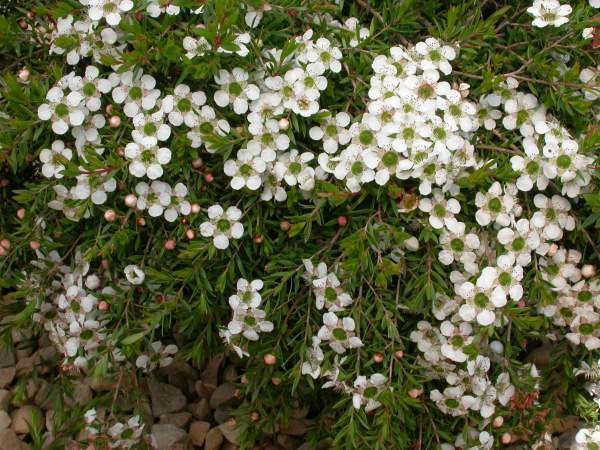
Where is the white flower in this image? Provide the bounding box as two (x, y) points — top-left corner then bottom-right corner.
(146, 0), (180, 17)
(474, 182), (516, 227)
(317, 312), (363, 354)
(309, 111), (352, 154)
(527, 0), (571, 28)
(497, 219), (541, 265)
(161, 84), (207, 127)
(273, 150), (316, 191)
(438, 221), (480, 274)
(39, 140), (73, 179)
(135, 181), (168, 216)
(110, 71), (161, 118)
(214, 68), (260, 115)
(183, 36), (212, 59)
(351, 373), (388, 412)
(227, 307), (274, 341)
(414, 37), (456, 75)
(135, 341), (178, 372)
(125, 142), (171, 179)
(124, 264), (145, 285)
(531, 194), (575, 241)
(229, 278), (264, 310)
(38, 86), (86, 135)
(83, 0), (134, 26)
(67, 66), (113, 112)
(71, 171), (117, 205)
(245, 3), (271, 27)
(199, 205), (244, 250)
(301, 336), (324, 379)
(131, 111), (171, 147)
(224, 146), (267, 190)
(304, 37), (343, 74)
(418, 189), (461, 230)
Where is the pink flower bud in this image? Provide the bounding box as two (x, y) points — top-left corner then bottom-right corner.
(263, 354), (276, 365)
(104, 209), (116, 222)
(501, 433), (511, 444)
(0, 239), (10, 250)
(408, 389), (422, 398)
(98, 301), (109, 311)
(16, 208), (26, 220)
(278, 118), (290, 130)
(29, 240), (40, 250)
(18, 68), (30, 81)
(493, 416), (504, 428)
(124, 194), (137, 208)
(582, 264), (596, 279)
(164, 239), (176, 250)
(109, 115), (121, 128)
(191, 203), (201, 214)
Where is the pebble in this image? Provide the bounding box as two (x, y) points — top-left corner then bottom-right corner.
(189, 420), (210, 447)
(0, 411), (10, 430)
(219, 422), (240, 445)
(151, 424), (187, 450)
(189, 398), (211, 420)
(0, 368), (15, 389)
(205, 427), (224, 450)
(210, 383), (237, 409)
(159, 412), (192, 428)
(0, 390), (10, 411)
(0, 349), (15, 368)
(214, 406), (233, 424)
(11, 405), (42, 434)
(0, 429), (26, 450)
(150, 380), (187, 417)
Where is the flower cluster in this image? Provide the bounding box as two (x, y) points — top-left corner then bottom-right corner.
(84, 409), (144, 449)
(27, 250), (124, 371)
(220, 278), (273, 358)
(300, 259), (389, 412)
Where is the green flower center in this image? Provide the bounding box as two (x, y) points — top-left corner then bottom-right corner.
(129, 86), (143, 101)
(351, 161), (364, 176)
(289, 162), (302, 175)
(513, 237), (525, 251)
(229, 82), (243, 96)
(433, 204), (446, 217)
(217, 219), (231, 232)
(359, 130), (374, 146)
(177, 98), (192, 112)
(382, 151), (398, 168)
(325, 287), (338, 301)
(498, 272), (512, 286)
(83, 82), (96, 96)
(450, 238), (464, 252)
(526, 160), (539, 175)
(332, 328), (347, 341)
(556, 154), (571, 170)
(143, 123), (157, 135)
(474, 293), (489, 308)
(364, 386), (378, 398)
(488, 198), (502, 213)
(55, 103), (69, 117)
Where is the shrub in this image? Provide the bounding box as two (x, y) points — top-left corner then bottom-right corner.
(0, 0), (599, 448)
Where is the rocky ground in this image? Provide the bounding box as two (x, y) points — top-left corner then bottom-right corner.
(0, 331), (322, 450)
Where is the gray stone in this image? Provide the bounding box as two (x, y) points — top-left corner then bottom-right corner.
(219, 422), (239, 445)
(189, 398), (211, 420)
(205, 427), (224, 450)
(0, 368), (15, 389)
(0, 390), (10, 411)
(196, 355), (224, 398)
(15, 349), (32, 362)
(214, 407), (232, 424)
(0, 349), (15, 369)
(209, 383), (237, 409)
(0, 411), (10, 430)
(277, 434), (302, 450)
(159, 412), (192, 428)
(0, 429), (27, 450)
(11, 405), (42, 434)
(151, 424), (187, 450)
(222, 365), (237, 383)
(281, 418), (311, 437)
(33, 381), (52, 410)
(72, 383), (92, 406)
(150, 380), (187, 417)
(222, 443), (239, 450)
(189, 421), (210, 447)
